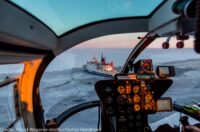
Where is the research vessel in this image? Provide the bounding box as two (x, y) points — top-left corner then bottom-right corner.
(83, 53), (117, 77)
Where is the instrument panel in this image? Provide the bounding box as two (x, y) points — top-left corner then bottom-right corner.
(95, 79), (156, 115)
(95, 60), (174, 132)
(95, 78), (157, 132)
(95, 78), (173, 132)
(116, 80), (156, 113)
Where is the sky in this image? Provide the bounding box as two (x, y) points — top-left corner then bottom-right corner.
(76, 33), (146, 48)
(75, 33), (194, 49)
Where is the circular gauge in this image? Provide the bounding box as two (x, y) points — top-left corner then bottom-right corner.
(106, 107), (114, 115)
(128, 115), (134, 120)
(143, 62), (151, 71)
(118, 106), (125, 114)
(106, 97), (113, 104)
(104, 87), (112, 93)
(145, 103), (153, 110)
(125, 85), (131, 94)
(117, 95), (126, 104)
(127, 95), (132, 104)
(127, 106), (132, 114)
(145, 94), (153, 103)
(133, 86), (140, 93)
(129, 122), (134, 127)
(134, 104), (141, 112)
(133, 94), (141, 103)
(118, 86), (125, 94)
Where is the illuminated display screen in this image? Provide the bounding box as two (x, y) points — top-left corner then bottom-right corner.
(159, 67), (170, 76)
(156, 98), (172, 111)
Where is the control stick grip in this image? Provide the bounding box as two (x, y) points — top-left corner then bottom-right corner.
(180, 116), (189, 126)
(180, 116), (192, 132)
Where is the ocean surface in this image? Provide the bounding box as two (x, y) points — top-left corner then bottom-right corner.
(0, 48), (200, 131)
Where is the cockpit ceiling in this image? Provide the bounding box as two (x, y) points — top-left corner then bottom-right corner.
(10, 0), (164, 36)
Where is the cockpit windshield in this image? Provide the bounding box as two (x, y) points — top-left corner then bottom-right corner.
(40, 33), (146, 119)
(39, 33), (200, 130)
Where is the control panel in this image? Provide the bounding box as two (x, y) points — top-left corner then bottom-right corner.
(95, 77), (156, 132)
(116, 80), (155, 113)
(95, 59), (173, 132)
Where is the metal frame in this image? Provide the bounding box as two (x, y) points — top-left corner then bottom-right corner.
(46, 100), (100, 128)
(121, 33), (158, 73)
(16, 53), (54, 129)
(0, 78), (17, 88)
(32, 53), (55, 128)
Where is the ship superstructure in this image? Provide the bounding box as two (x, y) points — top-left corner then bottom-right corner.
(83, 53), (117, 77)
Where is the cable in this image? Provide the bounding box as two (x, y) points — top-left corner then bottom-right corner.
(109, 116), (116, 132)
(179, 112), (182, 130)
(97, 105), (101, 131)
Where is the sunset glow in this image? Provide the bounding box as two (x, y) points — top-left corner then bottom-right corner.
(75, 33), (194, 49)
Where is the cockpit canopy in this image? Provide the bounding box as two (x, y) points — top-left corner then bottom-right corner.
(0, 0), (192, 64)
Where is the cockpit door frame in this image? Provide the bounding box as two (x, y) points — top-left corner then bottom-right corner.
(18, 53), (54, 129)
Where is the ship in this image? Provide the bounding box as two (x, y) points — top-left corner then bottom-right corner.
(83, 53), (117, 77)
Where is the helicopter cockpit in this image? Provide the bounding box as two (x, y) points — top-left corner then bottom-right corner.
(0, 0), (199, 132)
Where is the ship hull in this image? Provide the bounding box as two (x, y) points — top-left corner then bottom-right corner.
(84, 69), (114, 78)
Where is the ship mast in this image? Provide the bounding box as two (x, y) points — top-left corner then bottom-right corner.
(101, 52), (103, 63)
(101, 52), (106, 64)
